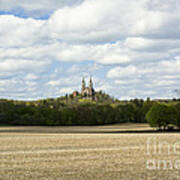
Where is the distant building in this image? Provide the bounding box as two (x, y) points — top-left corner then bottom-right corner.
(81, 77), (95, 98)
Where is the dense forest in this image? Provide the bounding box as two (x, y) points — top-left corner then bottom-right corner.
(0, 92), (180, 130)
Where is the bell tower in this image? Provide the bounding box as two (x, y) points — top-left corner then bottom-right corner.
(89, 77), (93, 89)
(81, 77), (85, 94)
(89, 77), (94, 96)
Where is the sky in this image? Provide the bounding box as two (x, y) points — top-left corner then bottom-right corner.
(0, 0), (180, 100)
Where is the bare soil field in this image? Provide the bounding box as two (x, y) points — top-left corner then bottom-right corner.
(0, 124), (180, 180)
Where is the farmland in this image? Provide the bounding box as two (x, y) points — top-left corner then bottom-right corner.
(0, 124), (180, 180)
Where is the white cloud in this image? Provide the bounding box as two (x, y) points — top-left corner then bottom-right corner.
(0, 0), (180, 99)
(59, 87), (74, 94)
(146, 0), (180, 12)
(0, 59), (49, 73)
(115, 79), (141, 85)
(0, 15), (45, 48)
(46, 0), (180, 43)
(47, 76), (80, 87)
(107, 58), (180, 79)
(106, 57), (180, 98)
(24, 73), (38, 80)
(107, 66), (138, 78)
(0, 0), (83, 17)
(47, 0), (147, 43)
(125, 37), (180, 52)
(0, 0), (180, 64)
(67, 65), (81, 73)
(145, 80), (177, 87)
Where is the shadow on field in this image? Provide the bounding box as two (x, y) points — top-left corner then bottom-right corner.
(0, 126), (180, 134)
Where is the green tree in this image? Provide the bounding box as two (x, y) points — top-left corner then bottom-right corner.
(174, 103), (180, 129)
(146, 103), (177, 130)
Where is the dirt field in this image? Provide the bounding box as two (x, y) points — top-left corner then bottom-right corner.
(0, 124), (180, 180)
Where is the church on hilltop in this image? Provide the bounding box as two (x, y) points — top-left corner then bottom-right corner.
(72, 77), (96, 99)
(81, 77), (95, 97)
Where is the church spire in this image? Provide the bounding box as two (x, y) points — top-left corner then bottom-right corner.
(81, 76), (85, 92)
(89, 76), (93, 89)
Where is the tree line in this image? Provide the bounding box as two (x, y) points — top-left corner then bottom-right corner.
(0, 97), (179, 130)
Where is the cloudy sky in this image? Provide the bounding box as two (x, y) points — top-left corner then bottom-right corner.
(0, 0), (180, 100)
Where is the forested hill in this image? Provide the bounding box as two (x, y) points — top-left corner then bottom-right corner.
(0, 93), (180, 129)
(0, 91), (117, 126)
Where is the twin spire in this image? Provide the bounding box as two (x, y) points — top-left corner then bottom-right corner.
(81, 77), (95, 97)
(82, 76), (93, 87)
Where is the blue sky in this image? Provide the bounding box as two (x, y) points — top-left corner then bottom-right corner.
(0, 0), (180, 100)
